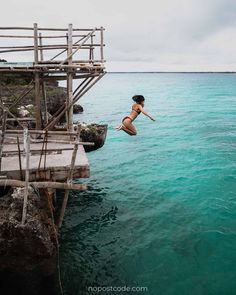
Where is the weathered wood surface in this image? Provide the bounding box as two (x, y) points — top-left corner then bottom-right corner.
(0, 179), (87, 190)
(1, 143), (90, 181)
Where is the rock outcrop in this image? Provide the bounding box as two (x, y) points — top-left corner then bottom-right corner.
(73, 104), (84, 114)
(79, 123), (108, 152)
(0, 187), (60, 295)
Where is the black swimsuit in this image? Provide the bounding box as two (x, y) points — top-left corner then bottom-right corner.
(132, 106), (141, 114)
(122, 105), (141, 122)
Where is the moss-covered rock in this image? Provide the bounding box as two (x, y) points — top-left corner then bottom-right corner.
(79, 123), (108, 152)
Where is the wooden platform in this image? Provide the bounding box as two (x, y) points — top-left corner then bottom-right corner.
(1, 142), (89, 181)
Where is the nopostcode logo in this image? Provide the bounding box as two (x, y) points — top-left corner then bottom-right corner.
(87, 286), (148, 293)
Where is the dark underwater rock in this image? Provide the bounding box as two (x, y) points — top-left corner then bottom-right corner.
(79, 123), (108, 152)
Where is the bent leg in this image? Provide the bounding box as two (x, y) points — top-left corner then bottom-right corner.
(122, 118), (137, 136)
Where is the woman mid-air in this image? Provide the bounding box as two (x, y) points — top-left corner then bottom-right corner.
(116, 95), (156, 136)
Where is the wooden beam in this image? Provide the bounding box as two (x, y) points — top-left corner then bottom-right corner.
(21, 128), (30, 224)
(0, 34), (94, 38)
(0, 26), (102, 31)
(0, 179), (87, 190)
(3, 129), (77, 135)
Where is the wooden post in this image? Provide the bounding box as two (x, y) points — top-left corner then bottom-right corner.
(67, 24), (74, 133)
(22, 128), (30, 225)
(39, 33), (48, 125)
(90, 34), (94, 60)
(58, 125), (81, 228)
(17, 136), (23, 180)
(100, 27), (104, 62)
(34, 23), (42, 129)
(34, 23), (39, 64)
(0, 111), (7, 171)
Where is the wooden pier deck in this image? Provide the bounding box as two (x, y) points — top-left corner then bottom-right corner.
(1, 142), (90, 181)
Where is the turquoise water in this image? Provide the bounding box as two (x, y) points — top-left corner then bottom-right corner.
(60, 73), (236, 295)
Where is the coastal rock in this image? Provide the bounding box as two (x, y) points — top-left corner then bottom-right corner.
(73, 104), (84, 114)
(79, 123), (108, 152)
(0, 187), (60, 294)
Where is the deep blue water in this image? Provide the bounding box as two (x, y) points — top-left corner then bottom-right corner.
(60, 73), (236, 295)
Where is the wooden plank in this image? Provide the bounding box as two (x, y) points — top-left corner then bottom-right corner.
(1, 145), (89, 181)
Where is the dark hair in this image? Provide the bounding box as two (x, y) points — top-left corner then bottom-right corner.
(132, 95), (145, 104)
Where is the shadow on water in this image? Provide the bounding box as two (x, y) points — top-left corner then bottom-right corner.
(58, 181), (134, 295)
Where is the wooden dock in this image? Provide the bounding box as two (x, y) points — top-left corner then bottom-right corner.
(0, 23), (106, 227)
(1, 143), (89, 181)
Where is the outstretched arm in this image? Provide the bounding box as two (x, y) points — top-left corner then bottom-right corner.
(138, 106), (156, 121)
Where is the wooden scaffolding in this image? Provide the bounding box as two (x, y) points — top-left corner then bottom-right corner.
(0, 24), (106, 227)
(0, 23), (106, 131)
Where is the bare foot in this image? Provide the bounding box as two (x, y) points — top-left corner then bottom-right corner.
(115, 124), (123, 131)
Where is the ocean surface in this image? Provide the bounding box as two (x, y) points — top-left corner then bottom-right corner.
(59, 73), (236, 295)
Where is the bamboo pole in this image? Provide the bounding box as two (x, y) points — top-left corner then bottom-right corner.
(0, 34), (94, 38)
(0, 44), (102, 49)
(30, 139), (94, 146)
(0, 26), (101, 31)
(0, 179), (87, 190)
(73, 77), (90, 95)
(100, 26), (104, 62)
(17, 136), (23, 180)
(0, 111), (7, 171)
(90, 34), (94, 60)
(0, 46), (102, 54)
(6, 118), (35, 122)
(39, 33), (49, 125)
(33, 23), (42, 130)
(3, 129), (77, 135)
(2, 148), (74, 156)
(21, 128), (30, 225)
(58, 125), (81, 228)
(0, 64), (105, 69)
(37, 59), (103, 64)
(67, 24), (73, 133)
